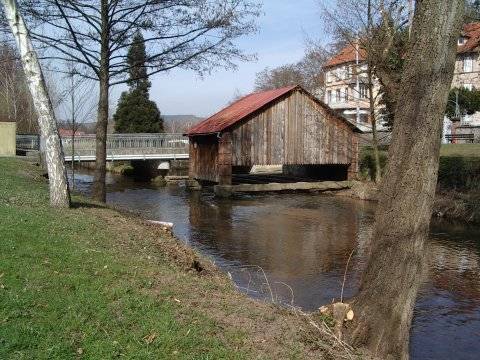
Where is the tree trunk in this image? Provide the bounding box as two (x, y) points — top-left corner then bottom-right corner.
(92, 70), (109, 202)
(349, 1), (464, 359)
(2, 0), (70, 208)
(367, 67), (381, 184)
(92, 0), (109, 203)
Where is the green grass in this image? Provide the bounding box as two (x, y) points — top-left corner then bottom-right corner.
(440, 143), (480, 158)
(0, 158), (247, 359)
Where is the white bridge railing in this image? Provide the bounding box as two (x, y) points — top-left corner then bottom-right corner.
(63, 133), (189, 161)
(16, 134), (40, 151)
(16, 133), (189, 161)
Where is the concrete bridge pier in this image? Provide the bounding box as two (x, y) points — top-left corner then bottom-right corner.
(131, 159), (189, 179)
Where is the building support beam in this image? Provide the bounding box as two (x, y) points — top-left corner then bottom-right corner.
(218, 132), (232, 185)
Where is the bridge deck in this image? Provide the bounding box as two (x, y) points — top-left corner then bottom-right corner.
(17, 133), (189, 161)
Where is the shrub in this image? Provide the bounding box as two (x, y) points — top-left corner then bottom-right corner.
(359, 147), (388, 181)
(438, 156), (480, 191)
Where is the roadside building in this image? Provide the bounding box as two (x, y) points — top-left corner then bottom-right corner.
(324, 22), (480, 142)
(323, 43), (375, 131)
(58, 128), (86, 137)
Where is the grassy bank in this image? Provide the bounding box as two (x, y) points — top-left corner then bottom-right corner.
(440, 143), (480, 158)
(0, 158), (357, 359)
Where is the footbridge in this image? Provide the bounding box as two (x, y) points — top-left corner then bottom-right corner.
(17, 133), (189, 162)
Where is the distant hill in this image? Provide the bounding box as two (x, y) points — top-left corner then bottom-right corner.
(162, 115), (204, 133)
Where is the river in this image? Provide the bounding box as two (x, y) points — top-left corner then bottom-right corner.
(71, 169), (480, 360)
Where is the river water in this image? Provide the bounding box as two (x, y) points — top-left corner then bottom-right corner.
(71, 169), (480, 360)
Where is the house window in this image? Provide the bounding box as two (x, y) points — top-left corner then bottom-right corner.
(359, 84), (368, 99)
(326, 71), (331, 83)
(464, 83), (473, 91)
(336, 89), (341, 102)
(327, 90), (332, 104)
(463, 55), (474, 72)
(347, 65), (353, 78)
(335, 68), (341, 81)
(458, 37), (466, 45)
(344, 88), (349, 101)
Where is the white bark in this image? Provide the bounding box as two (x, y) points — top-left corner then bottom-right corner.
(2, 0), (70, 207)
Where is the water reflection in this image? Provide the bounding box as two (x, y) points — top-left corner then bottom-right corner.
(70, 169), (480, 360)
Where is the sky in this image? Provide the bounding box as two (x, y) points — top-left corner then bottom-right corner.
(110, 0), (332, 118)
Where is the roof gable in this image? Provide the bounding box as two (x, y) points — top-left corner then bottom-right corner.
(324, 44), (366, 68)
(186, 85), (359, 136)
(186, 86), (297, 135)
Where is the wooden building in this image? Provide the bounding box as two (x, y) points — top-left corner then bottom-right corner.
(185, 85), (360, 185)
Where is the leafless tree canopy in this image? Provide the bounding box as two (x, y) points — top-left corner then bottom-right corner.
(254, 43), (330, 95)
(0, 43), (38, 132)
(17, 0), (261, 84)
(0, 42), (64, 133)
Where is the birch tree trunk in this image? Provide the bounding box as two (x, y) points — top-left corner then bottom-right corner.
(349, 1), (464, 359)
(2, 0), (70, 208)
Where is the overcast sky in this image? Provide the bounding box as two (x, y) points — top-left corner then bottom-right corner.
(108, 0), (332, 118)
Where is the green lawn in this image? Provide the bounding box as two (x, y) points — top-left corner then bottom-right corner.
(440, 143), (480, 158)
(0, 158), (345, 360)
(0, 159), (247, 359)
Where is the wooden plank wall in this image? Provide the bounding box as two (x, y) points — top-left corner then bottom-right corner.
(189, 135), (219, 183)
(230, 89), (357, 167)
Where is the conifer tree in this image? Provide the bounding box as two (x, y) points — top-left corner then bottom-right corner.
(114, 31), (163, 134)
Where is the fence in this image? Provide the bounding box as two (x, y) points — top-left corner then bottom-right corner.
(16, 134), (40, 151)
(62, 133), (188, 159)
(16, 133), (188, 157)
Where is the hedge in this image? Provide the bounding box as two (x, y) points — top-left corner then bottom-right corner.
(359, 148), (480, 192)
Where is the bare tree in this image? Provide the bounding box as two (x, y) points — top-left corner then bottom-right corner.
(20, 0), (261, 202)
(255, 43), (330, 96)
(1, 0), (70, 207)
(348, 1), (464, 359)
(255, 65), (304, 91)
(0, 43), (38, 132)
(321, 0), (409, 183)
(59, 62), (97, 190)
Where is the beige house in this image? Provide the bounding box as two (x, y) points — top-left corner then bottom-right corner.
(324, 22), (480, 139)
(452, 22), (480, 127)
(323, 43), (381, 132)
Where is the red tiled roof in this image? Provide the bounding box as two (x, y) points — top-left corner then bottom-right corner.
(186, 85), (298, 135)
(324, 43), (366, 68)
(458, 22), (480, 53)
(324, 22), (480, 67)
(58, 128), (85, 137)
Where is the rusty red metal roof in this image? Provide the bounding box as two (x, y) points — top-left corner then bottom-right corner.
(186, 85), (298, 136)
